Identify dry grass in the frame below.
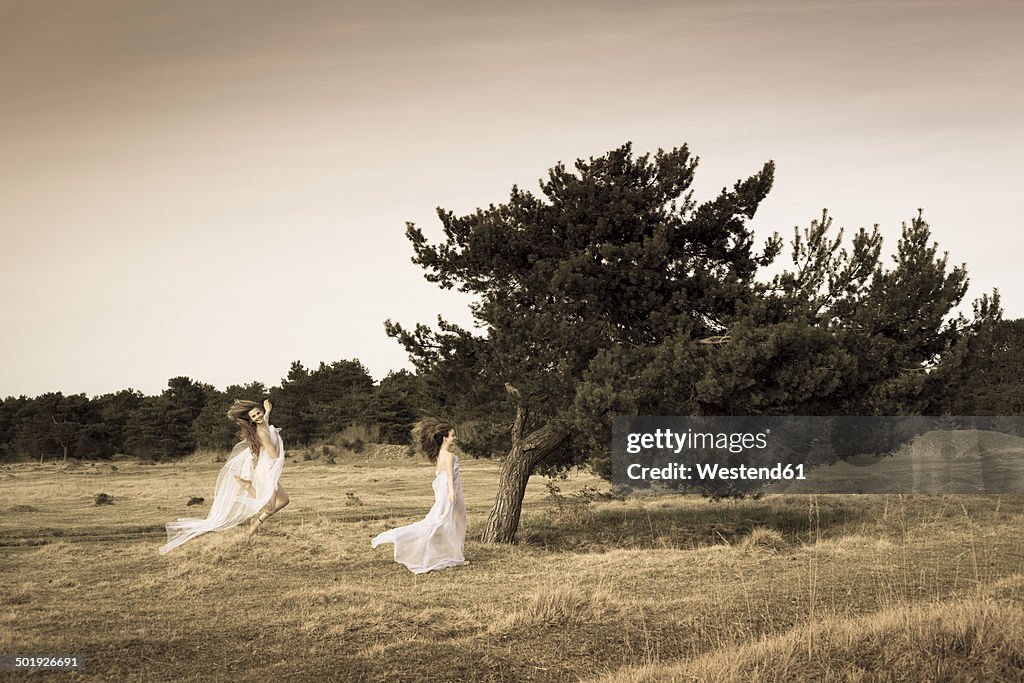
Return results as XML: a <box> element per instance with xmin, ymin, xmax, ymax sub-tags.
<box><xmin>598</xmin><ymin>595</ymin><xmax>1024</xmax><ymax>682</ymax></box>
<box><xmin>490</xmin><ymin>581</ymin><xmax>620</xmax><ymax>634</ymax></box>
<box><xmin>738</xmin><ymin>526</ymin><xmax>787</xmax><ymax>552</ymax></box>
<box><xmin>1</xmin><ymin>457</ymin><xmax>1023</xmax><ymax>681</ymax></box>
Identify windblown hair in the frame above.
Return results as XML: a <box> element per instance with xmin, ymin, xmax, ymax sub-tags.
<box><xmin>226</xmin><ymin>399</ymin><xmax>261</xmax><ymax>457</ymax></box>
<box><xmin>412</xmin><ymin>416</ymin><xmax>454</xmax><ymax>464</ymax></box>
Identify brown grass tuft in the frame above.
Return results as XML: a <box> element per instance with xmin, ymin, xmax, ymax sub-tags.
<box><xmin>740</xmin><ymin>526</ymin><xmax>786</xmax><ymax>552</ymax></box>
<box><xmin>983</xmin><ymin>573</ymin><xmax>1024</xmax><ymax>602</ymax></box>
<box><xmin>598</xmin><ymin>598</ymin><xmax>1024</xmax><ymax>682</ymax></box>
<box><xmin>490</xmin><ymin>581</ymin><xmax>618</xmax><ymax>633</ymax></box>
<box><xmin>1</xmin><ymin>586</ymin><xmax>33</xmax><ymax>606</ymax></box>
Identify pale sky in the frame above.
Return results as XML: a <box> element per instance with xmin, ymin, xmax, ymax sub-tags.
<box><xmin>1</xmin><ymin>0</ymin><xmax>1022</xmax><ymax>397</ymax></box>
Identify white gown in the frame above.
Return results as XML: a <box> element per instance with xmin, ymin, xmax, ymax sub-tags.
<box><xmin>371</xmin><ymin>456</ymin><xmax>467</xmax><ymax>573</ymax></box>
<box><xmin>159</xmin><ymin>426</ymin><xmax>285</xmax><ymax>554</ymax></box>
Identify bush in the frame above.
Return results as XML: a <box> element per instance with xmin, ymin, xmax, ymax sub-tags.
<box><xmin>341</xmin><ymin>437</ymin><xmax>365</xmax><ymax>454</ymax></box>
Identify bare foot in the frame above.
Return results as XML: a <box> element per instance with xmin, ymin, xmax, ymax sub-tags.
<box><xmin>247</xmin><ymin>516</ymin><xmax>261</xmax><ymax>539</ymax></box>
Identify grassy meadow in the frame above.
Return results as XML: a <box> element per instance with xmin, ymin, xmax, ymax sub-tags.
<box><xmin>2</xmin><ymin>449</ymin><xmax>1023</xmax><ymax>682</ymax></box>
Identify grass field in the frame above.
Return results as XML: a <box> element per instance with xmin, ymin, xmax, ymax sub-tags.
<box><xmin>2</xmin><ymin>451</ymin><xmax>1023</xmax><ymax>682</ymax></box>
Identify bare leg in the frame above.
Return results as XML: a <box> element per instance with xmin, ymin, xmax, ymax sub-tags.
<box><xmin>247</xmin><ymin>485</ymin><xmax>290</xmax><ymax>538</ymax></box>
<box><xmin>247</xmin><ymin>510</ymin><xmax>269</xmax><ymax>538</ymax></box>
<box><xmin>269</xmin><ymin>484</ymin><xmax>290</xmax><ymax>513</ymax></box>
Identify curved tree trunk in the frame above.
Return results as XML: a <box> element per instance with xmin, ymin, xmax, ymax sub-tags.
<box><xmin>481</xmin><ymin>390</ymin><xmax>573</xmax><ymax>543</ymax></box>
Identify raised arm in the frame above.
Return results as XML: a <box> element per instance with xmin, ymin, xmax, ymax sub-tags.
<box><xmin>257</xmin><ymin>399</ymin><xmax>281</xmax><ymax>459</ymax></box>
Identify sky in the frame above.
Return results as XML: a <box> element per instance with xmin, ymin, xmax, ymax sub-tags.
<box><xmin>1</xmin><ymin>0</ymin><xmax>1022</xmax><ymax>398</ymax></box>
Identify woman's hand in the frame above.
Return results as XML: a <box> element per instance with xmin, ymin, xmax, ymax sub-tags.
<box><xmin>235</xmin><ymin>475</ymin><xmax>256</xmax><ymax>497</ymax></box>
<box><xmin>263</xmin><ymin>399</ymin><xmax>273</xmax><ymax>413</ymax></box>
<box><xmin>447</xmin><ymin>491</ymin><xmax>455</xmax><ymax>504</ymax></box>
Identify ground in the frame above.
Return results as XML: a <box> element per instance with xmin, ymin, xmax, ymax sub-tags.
<box><xmin>2</xmin><ymin>452</ymin><xmax>1022</xmax><ymax>682</ymax></box>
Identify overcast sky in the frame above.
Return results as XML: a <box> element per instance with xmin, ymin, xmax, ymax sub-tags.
<box><xmin>2</xmin><ymin>0</ymin><xmax>1022</xmax><ymax>398</ymax></box>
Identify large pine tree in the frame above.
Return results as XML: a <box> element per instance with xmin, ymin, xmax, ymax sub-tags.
<box><xmin>391</xmin><ymin>142</ymin><xmax>990</xmax><ymax>542</ymax></box>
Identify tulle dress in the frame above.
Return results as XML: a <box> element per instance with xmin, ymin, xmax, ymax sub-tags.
<box><xmin>159</xmin><ymin>426</ymin><xmax>285</xmax><ymax>554</ymax></box>
<box><xmin>371</xmin><ymin>455</ymin><xmax>467</xmax><ymax>573</ymax></box>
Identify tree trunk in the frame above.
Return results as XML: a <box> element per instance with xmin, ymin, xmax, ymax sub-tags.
<box><xmin>481</xmin><ymin>395</ymin><xmax>572</xmax><ymax>543</ymax></box>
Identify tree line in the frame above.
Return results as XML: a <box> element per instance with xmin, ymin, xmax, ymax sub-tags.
<box><xmin>0</xmin><ymin>361</ymin><xmax>430</xmax><ymax>463</ymax></box>
<box><xmin>4</xmin><ymin>312</ymin><xmax>1017</xmax><ymax>466</ymax></box>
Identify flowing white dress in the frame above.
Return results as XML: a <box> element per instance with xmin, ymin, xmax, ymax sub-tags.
<box><xmin>371</xmin><ymin>456</ymin><xmax>467</xmax><ymax>573</ymax></box>
<box><xmin>159</xmin><ymin>426</ymin><xmax>285</xmax><ymax>554</ymax></box>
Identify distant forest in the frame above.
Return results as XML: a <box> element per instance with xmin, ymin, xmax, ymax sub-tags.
<box><xmin>0</xmin><ymin>360</ymin><xmax>435</xmax><ymax>462</ymax></box>
<box><xmin>1</xmin><ymin>319</ymin><xmax>1022</xmax><ymax>464</ymax></box>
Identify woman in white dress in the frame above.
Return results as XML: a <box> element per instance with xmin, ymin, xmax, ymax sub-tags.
<box><xmin>371</xmin><ymin>417</ymin><xmax>467</xmax><ymax>573</ymax></box>
<box><xmin>159</xmin><ymin>399</ymin><xmax>289</xmax><ymax>554</ymax></box>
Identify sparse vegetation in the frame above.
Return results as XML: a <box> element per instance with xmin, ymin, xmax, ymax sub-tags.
<box><xmin>2</xmin><ymin>457</ymin><xmax>1022</xmax><ymax>681</ymax></box>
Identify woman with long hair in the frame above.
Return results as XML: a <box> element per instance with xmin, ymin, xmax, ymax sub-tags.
<box><xmin>371</xmin><ymin>416</ymin><xmax>467</xmax><ymax>573</ymax></box>
<box><xmin>159</xmin><ymin>398</ymin><xmax>289</xmax><ymax>554</ymax></box>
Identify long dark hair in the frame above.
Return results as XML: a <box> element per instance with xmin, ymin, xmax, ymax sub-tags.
<box><xmin>226</xmin><ymin>399</ymin><xmax>261</xmax><ymax>456</ymax></box>
<box><xmin>412</xmin><ymin>416</ymin><xmax>454</xmax><ymax>464</ymax></box>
